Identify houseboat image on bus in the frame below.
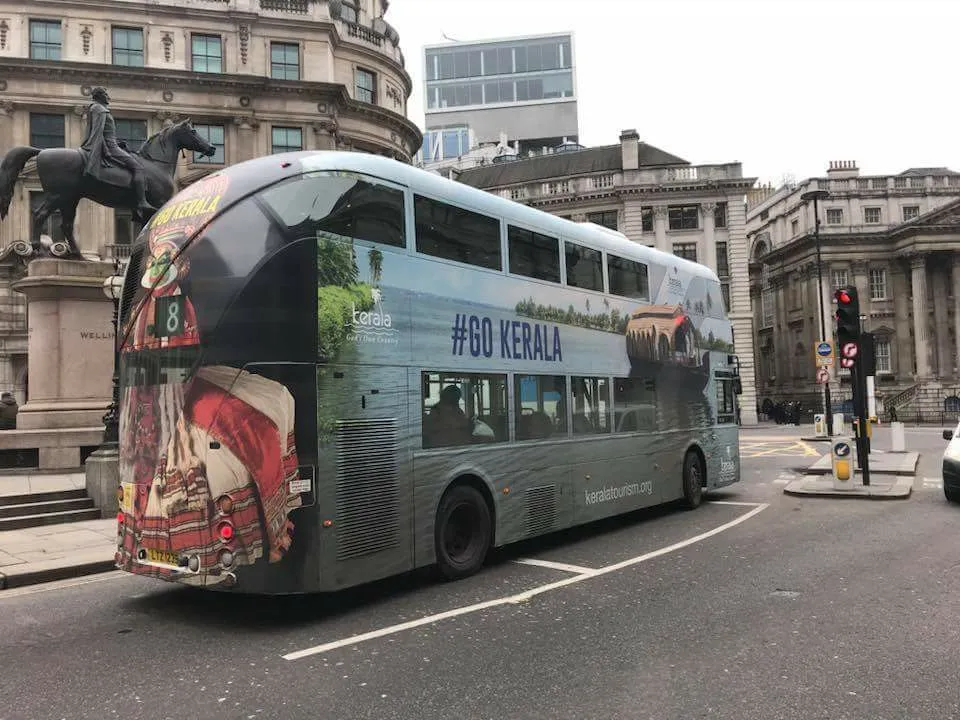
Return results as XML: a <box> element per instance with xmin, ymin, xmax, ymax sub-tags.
<box><xmin>625</xmin><ymin>304</ymin><xmax>710</xmax><ymax>389</ymax></box>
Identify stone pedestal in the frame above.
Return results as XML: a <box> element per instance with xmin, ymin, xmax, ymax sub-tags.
<box><xmin>11</xmin><ymin>258</ymin><xmax>115</xmax><ymax>469</ymax></box>
<box><xmin>85</xmin><ymin>443</ymin><xmax>120</xmax><ymax>518</ymax></box>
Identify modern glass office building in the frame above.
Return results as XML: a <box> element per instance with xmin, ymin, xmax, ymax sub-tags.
<box><xmin>420</xmin><ymin>32</ymin><xmax>579</xmax><ymax>168</ymax></box>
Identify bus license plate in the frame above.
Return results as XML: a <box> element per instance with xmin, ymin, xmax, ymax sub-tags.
<box><xmin>144</xmin><ymin>548</ymin><xmax>180</xmax><ymax>567</ymax></box>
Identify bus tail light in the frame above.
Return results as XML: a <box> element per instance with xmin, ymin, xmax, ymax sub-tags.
<box><xmin>116</xmin><ymin>511</ymin><xmax>125</xmax><ymax>524</ymax></box>
<box><xmin>217</xmin><ymin>521</ymin><xmax>235</xmax><ymax>543</ymax></box>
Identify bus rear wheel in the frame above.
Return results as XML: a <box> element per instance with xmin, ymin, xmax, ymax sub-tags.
<box><xmin>435</xmin><ymin>484</ymin><xmax>492</xmax><ymax>581</ymax></box>
<box><xmin>681</xmin><ymin>450</ymin><xmax>704</xmax><ymax>510</ymax></box>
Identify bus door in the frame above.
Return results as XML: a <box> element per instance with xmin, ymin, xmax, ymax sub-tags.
<box><xmin>316</xmin><ymin>363</ymin><xmax>412</xmax><ymax>589</ymax></box>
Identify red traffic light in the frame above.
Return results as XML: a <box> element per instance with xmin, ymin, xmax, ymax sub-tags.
<box><xmin>836</xmin><ymin>290</ymin><xmax>852</xmax><ymax>305</ymax></box>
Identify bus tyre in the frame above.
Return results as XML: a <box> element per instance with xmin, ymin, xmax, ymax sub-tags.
<box><xmin>435</xmin><ymin>484</ymin><xmax>492</xmax><ymax>581</ymax></box>
<box><xmin>681</xmin><ymin>451</ymin><xmax>704</xmax><ymax>510</ymax></box>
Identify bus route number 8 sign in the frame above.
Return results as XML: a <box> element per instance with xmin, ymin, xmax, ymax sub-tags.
<box><xmin>154</xmin><ymin>295</ymin><xmax>186</xmax><ymax>338</ymax></box>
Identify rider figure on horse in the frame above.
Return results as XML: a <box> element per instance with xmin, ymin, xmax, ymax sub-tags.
<box><xmin>80</xmin><ymin>86</ymin><xmax>154</xmax><ymax>220</ymax></box>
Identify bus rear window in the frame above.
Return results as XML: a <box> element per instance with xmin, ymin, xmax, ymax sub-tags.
<box><xmin>258</xmin><ymin>172</ymin><xmax>406</xmax><ymax>248</ymax></box>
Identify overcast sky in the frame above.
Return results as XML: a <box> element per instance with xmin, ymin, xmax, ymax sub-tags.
<box><xmin>385</xmin><ymin>0</ymin><xmax>960</xmax><ymax>185</ymax></box>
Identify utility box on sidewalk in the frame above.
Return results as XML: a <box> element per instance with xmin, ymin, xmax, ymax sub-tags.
<box><xmin>891</xmin><ymin>421</ymin><xmax>906</xmax><ymax>452</ymax></box>
<box><xmin>833</xmin><ymin>413</ymin><xmax>845</xmax><ymax>436</ymax></box>
<box><xmin>831</xmin><ymin>437</ymin><xmax>857</xmax><ymax>490</ymax></box>
<box><xmin>814</xmin><ymin>414</ymin><xmax>827</xmax><ymax>437</ymax></box>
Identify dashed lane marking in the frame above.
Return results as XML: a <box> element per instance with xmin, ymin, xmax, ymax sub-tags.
<box><xmin>513</xmin><ymin>558</ymin><xmax>598</xmax><ymax>575</ymax></box>
<box><xmin>282</xmin><ymin>502</ymin><xmax>769</xmax><ymax>661</ymax></box>
<box><xmin>922</xmin><ymin>477</ymin><xmax>943</xmax><ymax>489</ymax></box>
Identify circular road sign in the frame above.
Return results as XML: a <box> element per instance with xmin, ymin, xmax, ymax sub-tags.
<box><xmin>834</xmin><ymin>442</ymin><xmax>851</xmax><ymax>457</ymax></box>
<box><xmin>842</xmin><ymin>342</ymin><xmax>859</xmax><ymax>359</ymax></box>
<box><xmin>817</xmin><ymin>342</ymin><xmax>832</xmax><ymax>357</ymax></box>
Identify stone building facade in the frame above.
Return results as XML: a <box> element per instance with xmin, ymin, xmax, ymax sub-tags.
<box><xmin>746</xmin><ymin>161</ymin><xmax>960</xmax><ymax>419</ymax></box>
<box><xmin>0</xmin><ymin>0</ymin><xmax>421</xmax><ymax>403</ymax></box>
<box><xmin>453</xmin><ymin>129</ymin><xmax>760</xmax><ymax>425</ymax></box>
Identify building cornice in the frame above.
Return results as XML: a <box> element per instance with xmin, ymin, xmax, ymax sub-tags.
<box><xmin>0</xmin><ymin>57</ymin><xmax>421</xmax><ymax>150</ymax></box>
<box><xmin>13</xmin><ymin>0</ymin><xmax>414</xmax><ymax>97</ymax></box>
<box><xmin>481</xmin><ymin>177</ymin><xmax>756</xmax><ymax>204</ymax></box>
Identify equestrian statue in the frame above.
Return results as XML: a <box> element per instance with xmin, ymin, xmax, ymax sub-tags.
<box><xmin>0</xmin><ymin>86</ymin><xmax>217</xmax><ymax>259</ymax></box>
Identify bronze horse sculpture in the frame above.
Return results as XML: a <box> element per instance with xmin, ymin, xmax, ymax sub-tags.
<box><xmin>0</xmin><ymin>119</ymin><xmax>216</xmax><ymax>259</ymax></box>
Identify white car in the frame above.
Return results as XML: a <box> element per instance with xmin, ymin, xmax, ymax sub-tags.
<box><xmin>941</xmin><ymin>423</ymin><xmax>960</xmax><ymax>503</ymax></box>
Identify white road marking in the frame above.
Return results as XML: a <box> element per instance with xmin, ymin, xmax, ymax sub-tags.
<box><xmin>708</xmin><ymin>500</ymin><xmax>765</xmax><ymax>506</ymax></box>
<box><xmin>0</xmin><ymin>570</ymin><xmax>123</xmax><ymax>599</ymax></box>
<box><xmin>922</xmin><ymin>477</ymin><xmax>943</xmax><ymax>489</ymax></box>
<box><xmin>513</xmin><ymin>558</ymin><xmax>597</xmax><ymax>575</ymax></box>
<box><xmin>282</xmin><ymin>502</ymin><xmax>768</xmax><ymax>661</ymax></box>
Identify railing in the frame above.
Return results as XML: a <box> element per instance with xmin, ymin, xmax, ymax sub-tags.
<box><xmin>888</xmin><ymin>383</ymin><xmax>920</xmax><ymax>410</ymax></box>
<box><xmin>103</xmin><ymin>244</ymin><xmax>132</xmax><ymax>272</ymax></box>
<box><xmin>259</xmin><ymin>0</ymin><xmax>309</xmax><ymax>12</ymax></box>
<box><xmin>346</xmin><ymin>22</ymin><xmax>383</xmax><ymax>47</ymax></box>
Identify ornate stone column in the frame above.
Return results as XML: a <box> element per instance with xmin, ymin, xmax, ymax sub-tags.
<box><xmin>910</xmin><ymin>254</ymin><xmax>931</xmax><ymax>377</ymax></box>
<box><xmin>932</xmin><ymin>260</ymin><xmax>951</xmax><ymax>377</ymax></box>
<box><xmin>952</xmin><ymin>255</ymin><xmax>960</xmax><ymax>378</ymax></box>
<box><xmin>850</xmin><ymin>259</ymin><xmax>870</xmax><ymax>317</ymax></box>
<box><xmin>311</xmin><ymin>119</ymin><xmax>338</xmax><ymax>151</ymax></box>
<box><xmin>653</xmin><ymin>206</ymin><xmax>668</xmax><ymax>253</ymax></box>
<box><xmin>892</xmin><ymin>261</ymin><xmax>912</xmax><ymax>378</ymax></box>
<box><xmin>771</xmin><ymin>274</ymin><xmax>788</xmax><ymax>381</ymax></box>
<box><xmin>0</xmin><ymin>102</ymin><xmax>16</xmax><ymax>249</ymax></box>
<box><xmin>701</xmin><ymin>201</ymin><xmax>717</xmax><ymax>272</ymax></box>
<box><xmin>0</xmin><ymin>100</ymin><xmax>15</xmax><ymax>150</ymax></box>
<box><xmin>154</xmin><ymin>110</ymin><xmax>178</xmax><ymax>128</ymax></box>
<box><xmin>232</xmin><ymin>116</ymin><xmax>260</xmax><ymax>163</ymax></box>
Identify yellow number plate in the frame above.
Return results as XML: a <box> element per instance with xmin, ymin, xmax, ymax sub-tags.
<box><xmin>145</xmin><ymin>548</ymin><xmax>180</xmax><ymax>567</ymax></box>
<box><xmin>120</xmin><ymin>483</ymin><xmax>133</xmax><ymax>514</ymax></box>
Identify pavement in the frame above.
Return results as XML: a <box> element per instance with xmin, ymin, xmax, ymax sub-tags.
<box><xmin>0</xmin><ymin>472</ymin><xmax>116</xmax><ymax>590</ymax></box>
<box><xmin>0</xmin><ymin>421</ymin><xmax>933</xmax><ymax>592</ymax></box>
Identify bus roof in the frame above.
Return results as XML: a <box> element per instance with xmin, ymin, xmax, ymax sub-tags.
<box><xmin>213</xmin><ymin>150</ymin><xmax>723</xmax><ymax>286</ymax></box>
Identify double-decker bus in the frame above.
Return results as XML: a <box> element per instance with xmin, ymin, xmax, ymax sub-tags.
<box><xmin>115</xmin><ymin>150</ymin><xmax>743</xmax><ymax>594</ymax></box>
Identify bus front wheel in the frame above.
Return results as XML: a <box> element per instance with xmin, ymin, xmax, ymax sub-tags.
<box><xmin>681</xmin><ymin>450</ymin><xmax>704</xmax><ymax>510</ymax></box>
<box><xmin>435</xmin><ymin>484</ymin><xmax>492</xmax><ymax>581</ymax></box>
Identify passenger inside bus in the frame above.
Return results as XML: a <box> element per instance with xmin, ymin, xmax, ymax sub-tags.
<box><xmin>423</xmin><ymin>384</ymin><xmax>473</xmax><ymax>448</ymax></box>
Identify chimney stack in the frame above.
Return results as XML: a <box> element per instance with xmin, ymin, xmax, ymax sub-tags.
<box><xmin>826</xmin><ymin>160</ymin><xmax>860</xmax><ymax>179</ymax></box>
<box><xmin>620</xmin><ymin>129</ymin><xmax>639</xmax><ymax>171</ymax></box>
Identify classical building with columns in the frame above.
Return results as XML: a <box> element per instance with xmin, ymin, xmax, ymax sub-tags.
<box><xmin>746</xmin><ymin>161</ymin><xmax>960</xmax><ymax>419</ymax></box>
<box><xmin>452</xmin><ymin>129</ymin><xmax>761</xmax><ymax>425</ymax></box>
<box><xmin>0</xmin><ymin>0</ymin><xmax>421</xmax><ymax>404</ymax></box>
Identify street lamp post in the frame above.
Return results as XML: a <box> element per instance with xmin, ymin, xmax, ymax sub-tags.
<box><xmin>85</xmin><ymin>262</ymin><xmax>125</xmax><ymax>519</ymax></box>
<box><xmin>101</xmin><ymin>267</ymin><xmax>124</xmax><ymax>446</ymax></box>
<box><xmin>801</xmin><ymin>188</ymin><xmax>833</xmax><ymax>436</ymax></box>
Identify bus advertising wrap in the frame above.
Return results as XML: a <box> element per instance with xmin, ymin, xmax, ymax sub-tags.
<box><xmin>114</xmin><ymin>152</ymin><xmax>741</xmax><ymax>594</ymax></box>
<box><xmin>117</xmin><ymin>172</ymin><xmax>304</xmax><ymax>587</ymax></box>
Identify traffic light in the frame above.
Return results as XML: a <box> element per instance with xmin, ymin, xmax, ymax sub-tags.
<box><xmin>834</xmin><ymin>286</ymin><xmax>861</xmax><ymax>368</ymax></box>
